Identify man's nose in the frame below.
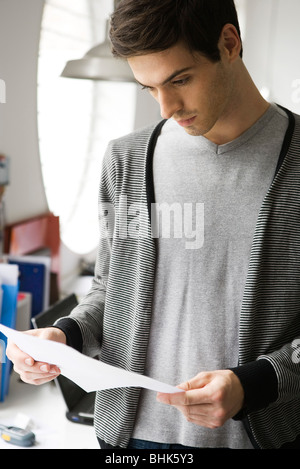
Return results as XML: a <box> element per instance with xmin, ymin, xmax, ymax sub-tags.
<box><xmin>158</xmin><ymin>89</ymin><xmax>182</xmax><ymax>120</ymax></box>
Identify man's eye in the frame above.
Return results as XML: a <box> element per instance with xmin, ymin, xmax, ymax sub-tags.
<box><xmin>141</xmin><ymin>85</ymin><xmax>154</xmax><ymax>92</ymax></box>
<box><xmin>172</xmin><ymin>78</ymin><xmax>190</xmax><ymax>86</ymax></box>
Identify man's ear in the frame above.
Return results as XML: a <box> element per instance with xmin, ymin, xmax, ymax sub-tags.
<box><xmin>219</xmin><ymin>24</ymin><xmax>242</xmax><ymax>62</ymax></box>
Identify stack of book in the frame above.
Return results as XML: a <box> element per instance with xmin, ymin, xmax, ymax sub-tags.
<box><xmin>0</xmin><ymin>263</ymin><xmax>19</xmax><ymax>402</ymax></box>
<box><xmin>0</xmin><ymin>256</ymin><xmax>50</xmax><ymax>401</ymax></box>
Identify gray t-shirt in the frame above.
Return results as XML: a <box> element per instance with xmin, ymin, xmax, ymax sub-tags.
<box><xmin>132</xmin><ymin>104</ymin><xmax>289</xmax><ymax>449</ymax></box>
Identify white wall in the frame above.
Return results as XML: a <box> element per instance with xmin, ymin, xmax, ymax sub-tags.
<box><xmin>243</xmin><ymin>0</ymin><xmax>300</xmax><ymax>114</ymax></box>
<box><xmin>0</xmin><ymin>0</ymin><xmax>48</xmax><ymax>224</ymax></box>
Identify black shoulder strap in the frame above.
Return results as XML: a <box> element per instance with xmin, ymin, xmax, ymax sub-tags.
<box><xmin>274</xmin><ymin>105</ymin><xmax>296</xmax><ymax>177</ymax></box>
<box><xmin>146</xmin><ymin>120</ymin><xmax>167</xmax><ymax>221</ymax></box>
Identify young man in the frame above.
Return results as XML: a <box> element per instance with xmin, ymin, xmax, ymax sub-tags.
<box><xmin>7</xmin><ymin>0</ymin><xmax>300</xmax><ymax>449</ymax></box>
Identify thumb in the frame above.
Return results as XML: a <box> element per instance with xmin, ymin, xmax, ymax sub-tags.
<box><xmin>178</xmin><ymin>372</ymin><xmax>212</xmax><ymax>391</ymax></box>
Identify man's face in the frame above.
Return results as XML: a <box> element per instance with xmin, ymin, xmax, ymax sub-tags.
<box><xmin>128</xmin><ymin>42</ymin><xmax>235</xmax><ymax>139</ymax></box>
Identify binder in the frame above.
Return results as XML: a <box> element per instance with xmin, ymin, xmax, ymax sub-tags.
<box><xmin>8</xmin><ymin>255</ymin><xmax>50</xmax><ymax>317</ymax></box>
<box><xmin>0</xmin><ymin>264</ymin><xmax>19</xmax><ymax>401</ymax></box>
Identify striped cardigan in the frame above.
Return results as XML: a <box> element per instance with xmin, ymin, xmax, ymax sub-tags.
<box><xmin>57</xmin><ymin>106</ymin><xmax>300</xmax><ymax>449</ymax></box>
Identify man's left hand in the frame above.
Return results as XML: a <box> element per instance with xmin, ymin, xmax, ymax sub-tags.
<box><xmin>156</xmin><ymin>370</ymin><xmax>244</xmax><ymax>429</ymax></box>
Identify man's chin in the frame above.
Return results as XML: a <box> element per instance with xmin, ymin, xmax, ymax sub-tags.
<box><xmin>183</xmin><ymin>126</ymin><xmax>204</xmax><ymax>137</ymax></box>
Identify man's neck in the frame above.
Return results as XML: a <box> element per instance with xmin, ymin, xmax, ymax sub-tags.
<box><xmin>204</xmin><ymin>64</ymin><xmax>270</xmax><ymax>146</ymax></box>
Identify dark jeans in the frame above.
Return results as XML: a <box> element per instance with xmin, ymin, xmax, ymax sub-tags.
<box><xmin>98</xmin><ymin>437</ymin><xmax>223</xmax><ymax>450</ymax></box>
<box><xmin>127</xmin><ymin>439</ymin><xmax>203</xmax><ymax>450</ymax></box>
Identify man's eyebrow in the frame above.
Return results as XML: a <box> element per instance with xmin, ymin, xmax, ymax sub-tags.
<box><xmin>136</xmin><ymin>67</ymin><xmax>193</xmax><ymax>88</ymax></box>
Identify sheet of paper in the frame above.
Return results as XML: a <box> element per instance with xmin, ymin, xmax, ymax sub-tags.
<box><xmin>0</xmin><ymin>325</ymin><xmax>182</xmax><ymax>394</ymax></box>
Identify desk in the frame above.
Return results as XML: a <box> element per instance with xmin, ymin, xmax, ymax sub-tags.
<box><xmin>0</xmin><ymin>372</ymin><xmax>99</xmax><ymax>449</ymax></box>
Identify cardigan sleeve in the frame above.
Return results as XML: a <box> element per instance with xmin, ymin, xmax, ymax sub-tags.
<box><xmin>231</xmin><ymin>334</ymin><xmax>300</xmax><ymax>420</ymax></box>
<box><xmin>257</xmin><ymin>340</ymin><xmax>300</xmax><ymax>405</ymax></box>
<box><xmin>230</xmin><ymin>358</ymin><xmax>278</xmax><ymax>419</ymax></box>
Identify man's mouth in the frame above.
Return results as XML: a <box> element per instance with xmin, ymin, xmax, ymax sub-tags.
<box><xmin>176</xmin><ymin>116</ymin><xmax>197</xmax><ymax>127</ymax></box>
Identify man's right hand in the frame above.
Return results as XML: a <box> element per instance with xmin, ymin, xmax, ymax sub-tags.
<box><xmin>6</xmin><ymin>327</ymin><xmax>66</xmax><ymax>385</ymax></box>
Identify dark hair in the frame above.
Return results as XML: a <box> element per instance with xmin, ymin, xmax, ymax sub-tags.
<box><xmin>110</xmin><ymin>0</ymin><xmax>243</xmax><ymax>62</ymax></box>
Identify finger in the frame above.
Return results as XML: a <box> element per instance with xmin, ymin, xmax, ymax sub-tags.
<box><xmin>18</xmin><ymin>371</ymin><xmax>60</xmax><ymax>386</ymax></box>
<box><xmin>156</xmin><ymin>373</ymin><xmax>211</xmax><ymax>405</ymax></box>
<box><xmin>6</xmin><ymin>340</ymin><xmax>32</xmax><ymax>365</ymax></box>
<box><xmin>13</xmin><ymin>357</ymin><xmax>59</xmax><ymax>372</ymax></box>
<box><xmin>157</xmin><ymin>387</ymin><xmax>210</xmax><ymax>407</ymax></box>
<box><xmin>35</xmin><ymin>362</ymin><xmax>61</xmax><ymax>374</ymax></box>
<box><xmin>176</xmin><ymin>402</ymin><xmax>228</xmax><ymax>429</ymax></box>
<box><xmin>12</xmin><ymin>353</ymin><xmax>61</xmax><ymax>379</ymax></box>
<box><xmin>14</xmin><ymin>363</ymin><xmax>60</xmax><ymax>376</ymax></box>
<box><xmin>29</xmin><ymin>376</ymin><xmax>60</xmax><ymax>386</ymax></box>
<box><xmin>174</xmin><ymin>403</ymin><xmax>207</xmax><ymax>420</ymax></box>
<box><xmin>14</xmin><ymin>363</ymin><xmax>61</xmax><ymax>385</ymax></box>
<box><xmin>177</xmin><ymin>409</ymin><xmax>220</xmax><ymax>429</ymax></box>
<box><xmin>156</xmin><ymin>390</ymin><xmax>195</xmax><ymax>406</ymax></box>
<box><xmin>7</xmin><ymin>340</ymin><xmax>60</xmax><ymax>373</ymax></box>
<box><xmin>179</xmin><ymin>372</ymin><xmax>212</xmax><ymax>391</ymax></box>
<box><xmin>175</xmin><ymin>402</ymin><xmax>213</xmax><ymax>417</ymax></box>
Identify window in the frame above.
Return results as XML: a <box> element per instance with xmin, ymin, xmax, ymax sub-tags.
<box><xmin>38</xmin><ymin>0</ymin><xmax>136</xmax><ymax>254</ymax></box>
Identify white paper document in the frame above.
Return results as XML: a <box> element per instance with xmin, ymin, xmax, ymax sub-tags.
<box><xmin>0</xmin><ymin>325</ymin><xmax>182</xmax><ymax>394</ymax></box>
